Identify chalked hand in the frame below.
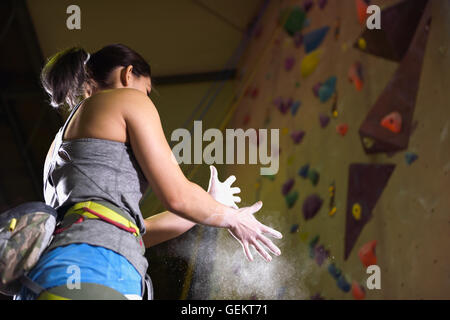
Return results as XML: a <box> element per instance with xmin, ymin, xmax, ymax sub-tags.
<box><xmin>207</xmin><ymin>165</ymin><xmax>241</xmax><ymax>209</ymax></box>
<box><xmin>227</xmin><ymin>201</ymin><xmax>283</xmax><ymax>262</ymax></box>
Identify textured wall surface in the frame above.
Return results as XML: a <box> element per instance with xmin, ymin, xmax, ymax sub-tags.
<box><xmin>201</xmin><ymin>0</ymin><xmax>450</xmax><ymax>300</ymax></box>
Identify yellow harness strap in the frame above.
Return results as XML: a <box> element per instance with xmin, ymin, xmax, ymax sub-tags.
<box><xmin>65</xmin><ymin>201</ymin><xmax>140</xmax><ymax>237</ymax></box>
<box><xmin>37</xmin><ymin>291</ymin><xmax>70</xmax><ymax>300</ymax></box>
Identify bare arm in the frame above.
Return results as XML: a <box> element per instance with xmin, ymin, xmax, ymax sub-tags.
<box><xmin>122</xmin><ymin>89</ymin><xmax>282</xmax><ymax>261</ymax></box>
<box><xmin>143</xmin><ymin>210</ymin><xmax>195</xmax><ymax>248</ymax></box>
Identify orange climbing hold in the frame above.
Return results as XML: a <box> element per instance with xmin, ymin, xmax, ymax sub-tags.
<box><xmin>352</xmin><ymin>282</ymin><xmax>366</xmax><ymax>300</ymax></box>
<box><xmin>358</xmin><ymin>240</ymin><xmax>377</xmax><ymax>268</ymax></box>
<box><xmin>381</xmin><ymin>111</ymin><xmax>402</xmax><ymax>133</ymax></box>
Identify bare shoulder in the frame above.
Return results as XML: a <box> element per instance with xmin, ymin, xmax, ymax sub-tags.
<box><xmin>89</xmin><ymin>88</ymin><xmax>158</xmax><ymax>119</ymax></box>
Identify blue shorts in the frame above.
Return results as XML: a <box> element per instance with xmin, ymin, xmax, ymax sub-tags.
<box><xmin>17</xmin><ymin>243</ymin><xmax>142</xmax><ymax>300</ymax></box>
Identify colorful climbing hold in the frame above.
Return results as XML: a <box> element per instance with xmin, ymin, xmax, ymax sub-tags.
<box><xmin>358</xmin><ymin>37</ymin><xmax>367</xmax><ymax>50</ymax></box>
<box><xmin>285</xmin><ymin>56</ymin><xmax>296</xmax><ymax>71</ymax></box>
<box><xmin>337</xmin><ymin>275</ymin><xmax>351</xmax><ymax>293</ymax></box>
<box><xmin>362</xmin><ymin>136</ymin><xmax>375</xmax><ymax>149</ymax></box>
<box><xmin>308</xmin><ymin>169</ymin><xmax>320</xmax><ymax>186</ymax></box>
<box><xmin>303</xmin><ymin>0</ymin><xmax>314</xmax><ymax>12</ymax></box>
<box><xmin>328</xmin><ymin>263</ymin><xmax>342</xmax><ymax>280</ymax></box>
<box><xmin>336</xmin><ymin>123</ymin><xmax>349</xmax><ymax>136</ymax></box>
<box><xmin>314</xmin><ymin>245</ymin><xmax>330</xmax><ymax>266</ymax></box>
<box><xmin>291</xmin><ymin>100</ymin><xmax>301</xmax><ymax>116</ymax></box>
<box><xmin>348</xmin><ymin>62</ymin><xmax>364</xmax><ymax>91</ymax></box>
<box><xmin>405</xmin><ymin>152</ymin><xmax>419</xmax><ymax>165</ymax></box>
<box><xmin>352</xmin><ymin>282</ymin><xmax>366</xmax><ymax>300</ymax></box>
<box><xmin>318</xmin><ymin>76</ymin><xmax>337</xmax><ymax>103</ymax></box>
<box><xmin>381</xmin><ymin>111</ymin><xmax>402</xmax><ymax>134</ymax></box>
<box><xmin>298</xmin><ymin>164</ymin><xmax>310</xmax><ymax>178</ymax></box>
<box><xmin>303</xmin><ymin>194</ymin><xmax>323</xmax><ymax>220</ymax></box>
<box><xmin>352</xmin><ymin>203</ymin><xmax>362</xmax><ymax>220</ymax></box>
<box><xmin>355</xmin><ymin>0</ymin><xmax>369</xmax><ymax>26</ymax></box>
<box><xmin>291</xmin><ymin>130</ymin><xmax>306</xmax><ymax>144</ymax></box>
<box><xmin>318</xmin><ymin>0</ymin><xmax>328</xmax><ymax>10</ymax></box>
<box><xmin>358</xmin><ymin>240</ymin><xmax>377</xmax><ymax>268</ymax></box>
<box><xmin>282</xmin><ymin>178</ymin><xmax>295</xmax><ymax>196</ymax></box>
<box><xmin>290</xmin><ymin>224</ymin><xmax>300</xmax><ymax>233</ymax></box>
<box><xmin>303</xmin><ymin>26</ymin><xmax>330</xmax><ymax>54</ymax></box>
<box><xmin>283</xmin><ymin>6</ymin><xmax>307</xmax><ymax>36</ymax></box>
<box><xmin>312</xmin><ymin>82</ymin><xmax>322</xmax><ymax>97</ymax></box>
<box><xmin>319</xmin><ymin>113</ymin><xmax>330</xmax><ymax>128</ymax></box>
<box><xmin>301</xmin><ymin>50</ymin><xmax>321</xmax><ymax>78</ymax></box>
<box><xmin>286</xmin><ymin>191</ymin><xmax>299</xmax><ymax>209</ymax></box>
<box><xmin>329</xmin><ymin>207</ymin><xmax>337</xmax><ymax>217</ymax></box>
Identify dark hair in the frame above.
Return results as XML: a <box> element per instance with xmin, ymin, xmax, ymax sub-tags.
<box><xmin>41</xmin><ymin>43</ymin><xmax>151</xmax><ymax>110</ymax></box>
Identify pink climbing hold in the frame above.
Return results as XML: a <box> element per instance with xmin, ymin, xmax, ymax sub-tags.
<box><xmin>358</xmin><ymin>240</ymin><xmax>377</xmax><ymax>268</ymax></box>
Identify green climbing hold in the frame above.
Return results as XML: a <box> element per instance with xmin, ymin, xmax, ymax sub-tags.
<box><xmin>283</xmin><ymin>7</ymin><xmax>307</xmax><ymax>36</ymax></box>
<box><xmin>308</xmin><ymin>169</ymin><xmax>320</xmax><ymax>186</ymax></box>
<box><xmin>285</xmin><ymin>191</ymin><xmax>299</xmax><ymax>209</ymax></box>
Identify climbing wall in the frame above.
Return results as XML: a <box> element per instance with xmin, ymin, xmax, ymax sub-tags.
<box><xmin>205</xmin><ymin>0</ymin><xmax>450</xmax><ymax>300</ymax></box>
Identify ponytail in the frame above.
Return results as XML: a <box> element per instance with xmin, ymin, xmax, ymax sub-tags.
<box><xmin>41</xmin><ymin>44</ymin><xmax>151</xmax><ymax>111</ymax></box>
<box><xmin>41</xmin><ymin>47</ymin><xmax>89</xmax><ymax>110</ymax></box>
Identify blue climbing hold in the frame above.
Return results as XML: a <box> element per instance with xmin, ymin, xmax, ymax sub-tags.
<box><xmin>318</xmin><ymin>76</ymin><xmax>337</xmax><ymax>103</ymax></box>
<box><xmin>337</xmin><ymin>275</ymin><xmax>351</xmax><ymax>293</ymax></box>
<box><xmin>304</xmin><ymin>26</ymin><xmax>330</xmax><ymax>54</ymax></box>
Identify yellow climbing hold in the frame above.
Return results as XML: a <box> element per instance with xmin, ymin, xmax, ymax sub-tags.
<box><xmin>363</xmin><ymin>136</ymin><xmax>375</xmax><ymax>149</ymax></box>
<box><xmin>358</xmin><ymin>38</ymin><xmax>367</xmax><ymax>50</ymax></box>
<box><xmin>329</xmin><ymin>207</ymin><xmax>337</xmax><ymax>217</ymax></box>
<box><xmin>301</xmin><ymin>50</ymin><xmax>321</xmax><ymax>78</ymax></box>
<box><xmin>352</xmin><ymin>203</ymin><xmax>362</xmax><ymax>220</ymax></box>
<box><xmin>281</xmin><ymin>127</ymin><xmax>290</xmax><ymax>135</ymax></box>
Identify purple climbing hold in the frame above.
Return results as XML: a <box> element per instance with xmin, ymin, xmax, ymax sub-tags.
<box><xmin>314</xmin><ymin>245</ymin><xmax>330</xmax><ymax>266</ymax></box>
<box><xmin>282</xmin><ymin>178</ymin><xmax>295</xmax><ymax>196</ymax></box>
<box><xmin>303</xmin><ymin>194</ymin><xmax>323</xmax><ymax>220</ymax></box>
<box><xmin>285</xmin><ymin>56</ymin><xmax>296</xmax><ymax>71</ymax></box>
<box><xmin>318</xmin><ymin>0</ymin><xmax>328</xmax><ymax>10</ymax></box>
<box><xmin>313</xmin><ymin>82</ymin><xmax>322</xmax><ymax>97</ymax></box>
<box><xmin>319</xmin><ymin>113</ymin><xmax>330</xmax><ymax>128</ymax></box>
<box><xmin>303</xmin><ymin>0</ymin><xmax>314</xmax><ymax>12</ymax></box>
<box><xmin>273</xmin><ymin>96</ymin><xmax>283</xmax><ymax>108</ymax></box>
<box><xmin>291</xmin><ymin>130</ymin><xmax>306</xmax><ymax>144</ymax></box>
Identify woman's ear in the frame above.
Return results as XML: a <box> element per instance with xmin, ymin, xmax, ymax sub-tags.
<box><xmin>120</xmin><ymin>65</ymin><xmax>134</xmax><ymax>87</ymax></box>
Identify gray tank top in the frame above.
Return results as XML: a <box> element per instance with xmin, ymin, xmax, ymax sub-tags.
<box><xmin>43</xmin><ymin>99</ymin><xmax>149</xmax><ymax>278</ymax></box>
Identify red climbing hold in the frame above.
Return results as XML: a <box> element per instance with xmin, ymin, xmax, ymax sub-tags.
<box><xmin>355</xmin><ymin>0</ymin><xmax>369</xmax><ymax>26</ymax></box>
<box><xmin>381</xmin><ymin>111</ymin><xmax>402</xmax><ymax>134</ymax></box>
<box><xmin>336</xmin><ymin>123</ymin><xmax>349</xmax><ymax>136</ymax></box>
<box><xmin>352</xmin><ymin>282</ymin><xmax>366</xmax><ymax>300</ymax></box>
<box><xmin>358</xmin><ymin>240</ymin><xmax>377</xmax><ymax>268</ymax></box>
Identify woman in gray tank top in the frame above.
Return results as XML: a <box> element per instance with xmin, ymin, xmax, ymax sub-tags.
<box><xmin>18</xmin><ymin>44</ymin><xmax>283</xmax><ymax>300</ymax></box>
